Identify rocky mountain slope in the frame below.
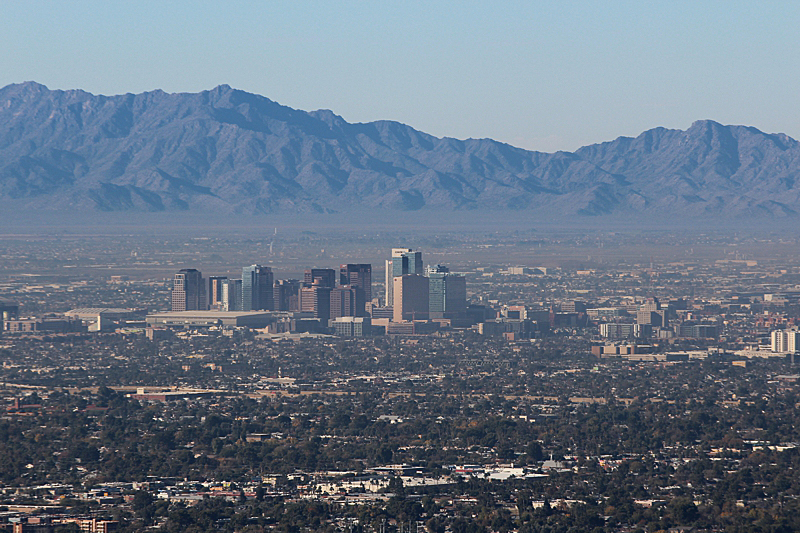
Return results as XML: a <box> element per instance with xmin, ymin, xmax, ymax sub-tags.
<box><xmin>1</xmin><ymin>81</ymin><xmax>799</xmax><ymax>217</ymax></box>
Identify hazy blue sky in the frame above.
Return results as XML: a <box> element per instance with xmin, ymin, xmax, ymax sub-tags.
<box><xmin>3</xmin><ymin>1</ymin><xmax>799</xmax><ymax>152</ymax></box>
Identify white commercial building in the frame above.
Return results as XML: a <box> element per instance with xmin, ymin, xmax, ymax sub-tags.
<box><xmin>771</xmin><ymin>329</ymin><xmax>800</xmax><ymax>353</ymax></box>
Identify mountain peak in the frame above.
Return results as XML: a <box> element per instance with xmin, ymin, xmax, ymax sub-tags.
<box><xmin>0</xmin><ymin>81</ymin><xmax>50</xmax><ymax>97</ymax></box>
<box><xmin>16</xmin><ymin>80</ymin><xmax>49</xmax><ymax>90</ymax></box>
<box><xmin>210</xmin><ymin>83</ymin><xmax>233</xmax><ymax>93</ymax></box>
<box><xmin>309</xmin><ymin>109</ymin><xmax>346</xmax><ymax>127</ymax></box>
<box><xmin>689</xmin><ymin>119</ymin><xmax>724</xmax><ymax>129</ymax></box>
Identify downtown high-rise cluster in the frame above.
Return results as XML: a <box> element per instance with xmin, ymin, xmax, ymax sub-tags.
<box><xmin>170</xmin><ymin>248</ymin><xmax>466</xmax><ymax>335</ymax></box>
<box><xmin>385</xmin><ymin>248</ymin><xmax>466</xmax><ymax>323</ymax></box>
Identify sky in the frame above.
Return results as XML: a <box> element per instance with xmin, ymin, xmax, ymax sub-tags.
<box><xmin>3</xmin><ymin>1</ymin><xmax>799</xmax><ymax>152</ymax></box>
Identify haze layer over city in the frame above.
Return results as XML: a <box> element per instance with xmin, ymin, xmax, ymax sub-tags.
<box><xmin>4</xmin><ymin>2</ymin><xmax>800</xmax><ymax>533</ymax></box>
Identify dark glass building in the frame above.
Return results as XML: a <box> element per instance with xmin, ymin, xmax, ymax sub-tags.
<box><xmin>172</xmin><ymin>269</ymin><xmax>205</xmax><ymax>312</ymax></box>
<box><xmin>242</xmin><ymin>265</ymin><xmax>273</xmax><ymax>311</ymax></box>
<box><xmin>340</xmin><ymin>264</ymin><xmax>371</xmax><ymax>316</ymax></box>
<box><xmin>427</xmin><ymin>265</ymin><xmax>467</xmax><ymax>319</ymax></box>
<box><xmin>304</xmin><ymin>268</ymin><xmax>336</xmax><ymax>288</ymax></box>
<box><xmin>273</xmin><ymin>279</ymin><xmax>301</xmax><ymax>311</ymax></box>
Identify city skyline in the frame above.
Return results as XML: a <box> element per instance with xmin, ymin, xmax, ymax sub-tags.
<box><xmin>166</xmin><ymin>248</ymin><xmax>470</xmax><ymax>335</ymax></box>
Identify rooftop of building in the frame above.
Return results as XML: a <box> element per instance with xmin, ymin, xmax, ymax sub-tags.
<box><xmin>146</xmin><ymin>311</ymin><xmax>279</xmax><ymax>318</ymax></box>
<box><xmin>66</xmin><ymin>308</ymin><xmax>144</xmax><ymax>315</ymax></box>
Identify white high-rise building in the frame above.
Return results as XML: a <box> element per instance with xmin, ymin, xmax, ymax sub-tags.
<box><xmin>771</xmin><ymin>329</ymin><xmax>800</xmax><ymax>353</ymax></box>
<box><xmin>384</xmin><ymin>259</ymin><xmax>393</xmax><ymax>308</ymax></box>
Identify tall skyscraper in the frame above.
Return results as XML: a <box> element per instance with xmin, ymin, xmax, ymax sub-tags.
<box><xmin>172</xmin><ymin>269</ymin><xmax>205</xmax><ymax>311</ymax></box>
<box><xmin>304</xmin><ymin>268</ymin><xmax>336</xmax><ymax>288</ymax></box>
<box><xmin>208</xmin><ymin>276</ymin><xmax>228</xmax><ymax>310</ymax></box>
<box><xmin>330</xmin><ymin>285</ymin><xmax>358</xmax><ymax>319</ymax></box>
<box><xmin>301</xmin><ymin>282</ymin><xmax>331</xmax><ymax>323</ymax></box>
<box><xmin>427</xmin><ymin>265</ymin><xmax>467</xmax><ymax>319</ymax></box>
<box><xmin>384</xmin><ymin>260</ymin><xmax>392</xmax><ymax>307</ymax></box>
<box><xmin>385</xmin><ymin>248</ymin><xmax>423</xmax><ymax>306</ymax></box>
<box><xmin>340</xmin><ymin>264</ymin><xmax>372</xmax><ymax>300</ymax></box>
<box><xmin>221</xmin><ymin>279</ymin><xmax>243</xmax><ymax>311</ymax></box>
<box><xmin>273</xmin><ymin>279</ymin><xmax>301</xmax><ymax>311</ymax></box>
<box><xmin>242</xmin><ymin>265</ymin><xmax>273</xmax><ymax>311</ymax></box>
<box><xmin>393</xmin><ymin>274</ymin><xmax>429</xmax><ymax>322</ymax></box>
<box><xmin>340</xmin><ymin>264</ymin><xmax>371</xmax><ymax>316</ymax></box>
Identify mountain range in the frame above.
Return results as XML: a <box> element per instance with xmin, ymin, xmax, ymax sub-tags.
<box><xmin>2</xmin><ymin>81</ymin><xmax>799</xmax><ymax>218</ymax></box>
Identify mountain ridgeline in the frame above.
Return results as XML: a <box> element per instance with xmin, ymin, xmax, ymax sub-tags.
<box><xmin>2</xmin><ymin>81</ymin><xmax>799</xmax><ymax>217</ymax></box>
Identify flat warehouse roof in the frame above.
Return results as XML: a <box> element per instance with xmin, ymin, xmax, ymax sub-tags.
<box><xmin>146</xmin><ymin>311</ymin><xmax>280</xmax><ymax>328</ymax></box>
<box><xmin>147</xmin><ymin>311</ymin><xmax>273</xmax><ymax>318</ymax></box>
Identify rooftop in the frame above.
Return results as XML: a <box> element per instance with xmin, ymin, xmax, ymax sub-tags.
<box><xmin>66</xmin><ymin>308</ymin><xmax>143</xmax><ymax>315</ymax></box>
<box><xmin>147</xmin><ymin>311</ymin><xmax>278</xmax><ymax>318</ymax></box>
